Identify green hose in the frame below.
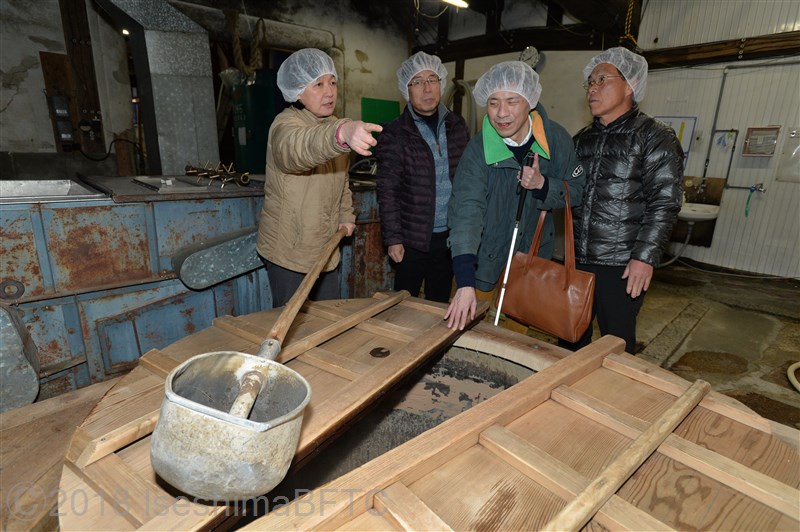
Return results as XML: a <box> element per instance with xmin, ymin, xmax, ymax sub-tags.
<box><xmin>745</xmin><ymin>190</ymin><xmax>753</xmax><ymax>217</ymax></box>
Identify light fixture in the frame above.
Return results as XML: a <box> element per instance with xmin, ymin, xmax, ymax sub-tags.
<box><xmin>121</xmin><ymin>28</ymin><xmax>130</xmax><ymax>36</ymax></box>
<box><xmin>442</xmin><ymin>0</ymin><xmax>469</xmax><ymax>8</ymax></box>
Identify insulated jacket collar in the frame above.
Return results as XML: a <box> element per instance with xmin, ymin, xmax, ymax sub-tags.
<box><xmin>593</xmin><ymin>104</ymin><xmax>640</xmax><ymax>130</ymax></box>
<box><xmin>402</xmin><ymin>102</ymin><xmax>450</xmax><ymax>133</ymax></box>
<box><xmin>482</xmin><ymin>109</ymin><xmax>550</xmax><ymax>165</ymax></box>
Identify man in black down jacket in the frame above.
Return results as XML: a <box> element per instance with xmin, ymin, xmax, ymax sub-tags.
<box><xmin>564</xmin><ymin>47</ymin><xmax>684</xmax><ymax>354</ymax></box>
<box><xmin>376</xmin><ymin>52</ymin><xmax>469</xmax><ymax>302</ymax></box>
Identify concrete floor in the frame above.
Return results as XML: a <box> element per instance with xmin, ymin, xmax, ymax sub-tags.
<box><xmin>524</xmin><ymin>260</ymin><xmax>800</xmax><ymax>430</ymax></box>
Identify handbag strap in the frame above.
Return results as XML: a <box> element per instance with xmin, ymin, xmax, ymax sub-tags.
<box><xmin>525</xmin><ymin>182</ymin><xmax>577</xmax><ymax>289</ymax></box>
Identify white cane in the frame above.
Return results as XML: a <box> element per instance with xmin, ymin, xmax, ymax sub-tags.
<box><xmin>494</xmin><ymin>152</ymin><xmax>535</xmax><ymax>326</ymax></box>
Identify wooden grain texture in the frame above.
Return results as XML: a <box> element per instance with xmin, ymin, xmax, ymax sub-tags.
<box><xmin>66</xmin><ymin>365</ymin><xmax>164</xmax><ymax>468</ymax></box>
<box><xmin>245</xmin><ymin>333</ymin><xmax>798</xmax><ymax>532</ymax></box>
<box><xmin>0</xmin><ymin>378</ymin><xmax>118</xmax><ymax>532</ymax></box>
<box><xmin>552</xmin><ymin>384</ymin><xmax>800</xmax><ymax>520</ymax></box>
<box><xmin>541</xmin><ymin>380</ymin><xmax>711</xmax><ymax>531</ymax></box>
<box><xmin>136</xmin><ymin>348</ymin><xmax>185</xmax><ymax>379</ymax></box>
<box><xmin>55</xmin><ymin>295</ymin><xmax>477</xmax><ymax>531</ymax></box>
<box><xmin>453</xmin><ymin>321</ymin><xmax>569</xmax><ymax>372</ymax></box>
<box><xmin>603</xmin><ymin>354</ymin><xmax>800</xmax><ymax>449</ymax></box>
<box><xmin>479</xmin><ymin>424</ymin><xmax>674</xmax><ymax>531</ymax></box>
<box><xmin>374</xmin><ymin>482</ymin><xmax>453</xmax><ymax>531</ymax></box>
<box><xmin>60</xmin><ymin>465</ymin><xmax>138</xmax><ymax>531</ymax></box>
<box><xmin>241</xmin><ymin>336</ymin><xmax>622</xmax><ymax>530</ymax></box>
<box><xmin>267</xmin><ymin>228</ymin><xmax>346</xmax><ymax>344</ymax></box>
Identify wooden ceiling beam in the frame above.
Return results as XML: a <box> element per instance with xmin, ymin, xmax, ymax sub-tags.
<box><xmin>644</xmin><ymin>31</ymin><xmax>800</xmax><ymax>69</ymax></box>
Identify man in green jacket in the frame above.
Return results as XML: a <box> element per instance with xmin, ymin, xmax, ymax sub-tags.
<box><xmin>445</xmin><ymin>61</ymin><xmax>585</xmax><ymax>330</ymax></box>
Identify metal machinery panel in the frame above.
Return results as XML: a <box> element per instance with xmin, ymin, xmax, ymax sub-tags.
<box><xmin>0</xmin><ymin>205</ymin><xmax>48</xmax><ymax>299</ymax></box>
<box><xmin>1</xmin><ymin>180</ymin><xmax>389</xmax><ymax>404</ymax></box>
<box><xmin>1</xmin><ymin>193</ymin><xmax>271</xmax><ymax>402</ymax></box>
<box><xmin>341</xmin><ymin>180</ymin><xmax>393</xmax><ymax>298</ymax></box>
<box><xmin>94</xmin><ymin>280</ymin><xmax>235</xmax><ymax>374</ymax></box>
<box><xmin>42</xmin><ymin>202</ymin><xmax>153</xmax><ymax>291</ymax></box>
<box><xmin>152</xmin><ymin>196</ymin><xmax>261</xmax><ymax>272</ymax></box>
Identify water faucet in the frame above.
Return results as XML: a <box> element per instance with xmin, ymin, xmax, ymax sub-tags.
<box><xmin>751</xmin><ymin>183</ymin><xmax>766</xmax><ymax>193</ymax></box>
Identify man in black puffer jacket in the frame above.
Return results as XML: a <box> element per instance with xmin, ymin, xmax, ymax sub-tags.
<box><xmin>376</xmin><ymin>52</ymin><xmax>469</xmax><ymax>302</ymax></box>
<box><xmin>564</xmin><ymin>47</ymin><xmax>684</xmax><ymax>354</ymax></box>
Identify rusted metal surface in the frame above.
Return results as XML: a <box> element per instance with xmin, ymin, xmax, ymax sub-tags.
<box><xmin>154</xmin><ymin>198</ymin><xmax>261</xmax><ymax>270</ymax></box>
<box><xmin>0</xmin><ymin>205</ymin><xmax>45</xmax><ymax>299</ymax></box>
<box><xmin>0</xmin><ymin>304</ymin><xmax>40</xmax><ymax>412</ymax></box>
<box><xmin>44</xmin><ymin>203</ymin><xmax>153</xmax><ymax>291</ymax></box>
<box><xmin>94</xmin><ymin>282</ymin><xmax>237</xmax><ymax>375</ymax></box>
<box><xmin>2</xmin><ymin>191</ymin><xmax>272</xmax><ymax>401</ymax></box>
<box><xmin>342</xmin><ymin>180</ymin><xmax>393</xmax><ymax>298</ymax></box>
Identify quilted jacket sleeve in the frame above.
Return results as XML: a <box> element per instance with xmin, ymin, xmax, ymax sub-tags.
<box><xmin>269</xmin><ymin>112</ymin><xmax>350</xmax><ymax>174</ymax></box>
<box><xmin>632</xmin><ymin>123</ymin><xmax>684</xmax><ymax>266</ymax></box>
<box><xmin>375</xmin><ymin>120</ymin><xmax>404</xmax><ymax>246</ymax></box>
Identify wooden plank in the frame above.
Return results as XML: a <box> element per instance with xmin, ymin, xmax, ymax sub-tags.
<box><xmin>302</xmin><ymin>294</ymin><xmax>419</xmax><ymax>342</ymax></box>
<box><xmin>0</xmin><ymin>378</ymin><xmax>117</xmax><ymax>430</ymax></box>
<box><xmin>397</xmin><ymin>297</ymin><xmax>448</xmax><ymax>314</ymax></box>
<box><xmin>542</xmin><ymin>380</ymin><xmax>711</xmax><ymax>531</ymax></box>
<box><xmin>302</xmin><ymin>302</ymin><xmax>417</xmax><ymax>343</ymax></box>
<box><xmin>69</xmin><ymin>406</ymin><xmax>160</xmax><ymax>469</ymax></box>
<box><xmin>70</xmin><ymin>453</ymin><xmax>167</xmax><ymax>526</ymax></box>
<box><xmin>137</xmin><ymin>348</ymin><xmax>185</xmax><ymax>378</ymax></box>
<box><xmin>276</xmin><ymin>291</ymin><xmax>410</xmax><ymax>363</ymax></box>
<box><xmin>674</xmin><ymin>406</ymin><xmax>800</xmax><ymax>487</ymax></box>
<box><xmin>58</xmin><ymin>0</ymin><xmax>105</xmax><ymax>153</ymax></box>
<box><xmin>603</xmin><ymin>354</ymin><xmax>800</xmax><ymax>449</ymax></box>
<box><xmin>116</xmin><ymin>434</ymin><xmax>158</xmax><ymax>479</ymax></box>
<box><xmin>553</xmin><ymin>384</ymin><xmax>799</xmax><ymax>522</ymax></box>
<box><xmin>66</xmin><ymin>366</ymin><xmax>165</xmax><ymax>468</ymax></box>
<box><xmin>374</xmin><ymin>481</ymin><xmax>453</xmax><ymax>531</ymax></box>
<box><xmin>212</xmin><ymin>314</ymin><xmax>270</xmax><ymax>345</ymax></box>
<box><xmin>159</xmin><ymin>324</ymin><xmax>257</xmax><ymax>362</ymax></box>
<box><xmin>373</xmin><ymin>291</ymin><xmax>449</xmax><ymax>315</ymax></box>
<box><xmin>552</xmin><ymin>384</ymin><xmax>647</xmax><ymax>438</ymax></box>
<box><xmin>59</xmin><ymin>465</ymin><xmax>138</xmax><ymax>531</ymax></box>
<box><xmin>136</xmin><ymin>501</ymin><xmax>230</xmax><ymax>531</ymax></box>
<box><xmin>241</xmin><ymin>336</ymin><xmax>624</xmax><ymax>530</ymax></box>
<box><xmin>454</xmin><ymin>322</ymin><xmax>568</xmax><ymax>372</ymax></box>
<box><xmin>660</xmin><ymin>432</ymin><xmax>800</xmax><ymax>519</ymax></box>
<box><xmin>356</xmin><ymin>318</ymin><xmax>416</xmax><ymax>343</ymax></box>
<box><xmin>293</xmin><ymin>316</ymin><xmax>467</xmax><ymax>463</ymax></box>
<box><xmin>338</xmin><ymin>510</ymin><xmax>398</xmax><ymax>531</ymax></box>
<box><xmin>300</xmin><ymin>346</ymin><xmax>370</xmax><ymax>380</ymax></box>
<box><xmin>0</xmin><ymin>378</ymin><xmax>118</xmax><ymax>532</ymax></box>
<box><xmin>645</xmin><ymin>30</ymin><xmax>800</xmax><ymax>69</ymax></box>
<box><xmin>479</xmin><ymin>425</ymin><xmax>675</xmax><ymax>531</ymax></box>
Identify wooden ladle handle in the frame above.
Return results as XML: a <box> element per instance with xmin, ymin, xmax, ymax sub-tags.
<box><xmin>228</xmin><ymin>371</ymin><xmax>265</xmax><ymax>419</ymax></box>
<box><xmin>265</xmin><ymin>228</ymin><xmax>347</xmax><ymax>347</ymax></box>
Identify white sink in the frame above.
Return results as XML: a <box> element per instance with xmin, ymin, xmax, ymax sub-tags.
<box><xmin>679</xmin><ymin>202</ymin><xmax>720</xmax><ymax>222</ymax></box>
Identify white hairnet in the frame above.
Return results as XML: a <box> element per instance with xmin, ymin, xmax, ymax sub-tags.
<box><xmin>276</xmin><ymin>48</ymin><xmax>337</xmax><ymax>102</ymax></box>
<box><xmin>396</xmin><ymin>51</ymin><xmax>448</xmax><ymax>101</ymax></box>
<box><xmin>583</xmin><ymin>47</ymin><xmax>648</xmax><ymax>102</ymax></box>
<box><xmin>472</xmin><ymin>61</ymin><xmax>541</xmax><ymax>109</ymax></box>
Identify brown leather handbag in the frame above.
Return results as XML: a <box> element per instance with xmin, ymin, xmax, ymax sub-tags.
<box><xmin>497</xmin><ymin>183</ymin><xmax>595</xmax><ymax>342</ymax></box>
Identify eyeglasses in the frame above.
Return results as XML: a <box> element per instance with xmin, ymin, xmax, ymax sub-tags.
<box><xmin>583</xmin><ymin>75</ymin><xmax>624</xmax><ymax>90</ymax></box>
<box><xmin>408</xmin><ymin>77</ymin><xmax>441</xmax><ymax>88</ymax></box>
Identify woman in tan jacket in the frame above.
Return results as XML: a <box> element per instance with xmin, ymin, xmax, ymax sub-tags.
<box><xmin>256</xmin><ymin>48</ymin><xmax>382</xmax><ymax>307</ymax></box>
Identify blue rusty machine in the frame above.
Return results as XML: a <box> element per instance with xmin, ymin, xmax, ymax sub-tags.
<box><xmin>0</xmin><ymin>174</ymin><xmax>390</xmax><ymax>411</ymax></box>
